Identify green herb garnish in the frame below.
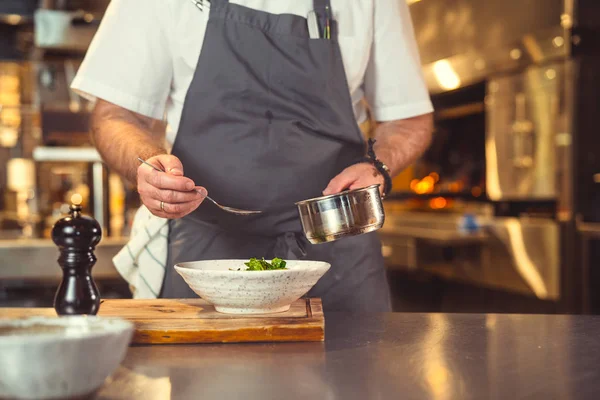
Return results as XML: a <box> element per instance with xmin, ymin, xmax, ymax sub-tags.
<box><xmin>270</xmin><ymin>258</ymin><xmax>286</xmax><ymax>269</ymax></box>
<box><xmin>243</xmin><ymin>257</ymin><xmax>287</xmax><ymax>271</ymax></box>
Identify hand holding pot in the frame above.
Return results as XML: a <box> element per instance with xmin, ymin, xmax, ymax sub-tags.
<box><xmin>323</xmin><ymin>163</ymin><xmax>385</xmax><ymax>196</ymax></box>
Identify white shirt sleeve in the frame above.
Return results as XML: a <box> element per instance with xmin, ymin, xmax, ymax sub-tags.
<box><xmin>363</xmin><ymin>0</ymin><xmax>433</xmax><ymax>122</ymax></box>
<box><xmin>71</xmin><ymin>0</ymin><xmax>173</xmax><ymax>120</ymax></box>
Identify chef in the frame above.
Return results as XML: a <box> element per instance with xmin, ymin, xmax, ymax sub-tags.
<box><xmin>72</xmin><ymin>0</ymin><xmax>433</xmax><ymax>312</ymax></box>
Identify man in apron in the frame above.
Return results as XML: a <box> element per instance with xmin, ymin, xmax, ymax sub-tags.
<box><xmin>72</xmin><ymin>0</ymin><xmax>433</xmax><ymax>312</ymax></box>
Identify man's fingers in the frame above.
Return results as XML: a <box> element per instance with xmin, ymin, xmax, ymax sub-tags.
<box><xmin>151</xmin><ymin>187</ymin><xmax>205</xmax><ymax>204</ymax></box>
<box><xmin>137</xmin><ymin>154</ymin><xmax>207</xmax><ymax>218</ymax></box>
<box><xmin>137</xmin><ymin>154</ymin><xmax>195</xmax><ymax>191</ymax></box>
<box><xmin>323</xmin><ymin>169</ymin><xmax>357</xmax><ymax>195</ymax></box>
<box><xmin>146</xmin><ymin>197</ymin><xmax>205</xmax><ymax>219</ymax></box>
<box><xmin>349</xmin><ymin>182</ymin><xmax>366</xmax><ymax>190</ymax></box>
<box><xmin>152</xmin><ymin>154</ymin><xmax>184</xmax><ymax>176</ymax></box>
<box><xmin>324</xmin><ymin>163</ymin><xmax>386</xmax><ymax>196</ymax></box>
<box><xmin>144</xmin><ymin>168</ymin><xmax>195</xmax><ymax>191</ymax></box>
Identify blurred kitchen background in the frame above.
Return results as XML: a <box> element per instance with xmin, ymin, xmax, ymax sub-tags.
<box><xmin>0</xmin><ymin>0</ymin><xmax>598</xmax><ymax>314</ymax></box>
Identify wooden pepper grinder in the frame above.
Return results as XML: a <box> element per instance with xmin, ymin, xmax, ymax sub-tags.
<box><xmin>52</xmin><ymin>194</ymin><xmax>102</xmax><ymax>315</ymax></box>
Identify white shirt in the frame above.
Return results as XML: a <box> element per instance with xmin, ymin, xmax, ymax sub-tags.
<box><xmin>72</xmin><ymin>0</ymin><xmax>433</xmax><ymax>144</ymax></box>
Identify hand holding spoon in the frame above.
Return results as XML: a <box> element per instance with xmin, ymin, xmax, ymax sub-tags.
<box><xmin>137</xmin><ymin>157</ymin><xmax>262</xmax><ymax>216</ymax></box>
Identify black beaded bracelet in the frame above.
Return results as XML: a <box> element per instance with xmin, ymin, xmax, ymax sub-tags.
<box><xmin>364</xmin><ymin>138</ymin><xmax>393</xmax><ymax>198</ymax></box>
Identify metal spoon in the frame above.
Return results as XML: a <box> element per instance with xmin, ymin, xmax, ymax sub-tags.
<box><xmin>137</xmin><ymin>157</ymin><xmax>262</xmax><ymax>216</ymax></box>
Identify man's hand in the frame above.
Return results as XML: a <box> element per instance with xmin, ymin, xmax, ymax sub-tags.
<box><xmin>323</xmin><ymin>113</ymin><xmax>433</xmax><ymax>196</ymax></box>
<box><xmin>323</xmin><ymin>163</ymin><xmax>384</xmax><ymax>196</ymax></box>
<box><xmin>90</xmin><ymin>100</ymin><xmax>208</xmax><ymax>219</ymax></box>
<box><xmin>137</xmin><ymin>154</ymin><xmax>207</xmax><ymax>219</ymax></box>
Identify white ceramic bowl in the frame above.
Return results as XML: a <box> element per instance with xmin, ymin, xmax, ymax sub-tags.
<box><xmin>0</xmin><ymin>316</ymin><xmax>134</xmax><ymax>400</ymax></box>
<box><xmin>175</xmin><ymin>259</ymin><xmax>331</xmax><ymax>314</ymax></box>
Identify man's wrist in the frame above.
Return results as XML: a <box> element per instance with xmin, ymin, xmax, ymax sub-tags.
<box><xmin>364</xmin><ymin>139</ymin><xmax>393</xmax><ymax>197</ymax></box>
<box><xmin>142</xmin><ymin>148</ymin><xmax>168</xmax><ymax>161</ymax></box>
<box><xmin>129</xmin><ymin>146</ymin><xmax>167</xmax><ymax>184</ymax></box>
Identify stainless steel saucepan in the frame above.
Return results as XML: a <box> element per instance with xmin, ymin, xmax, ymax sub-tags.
<box><xmin>295</xmin><ymin>184</ymin><xmax>385</xmax><ymax>244</ymax></box>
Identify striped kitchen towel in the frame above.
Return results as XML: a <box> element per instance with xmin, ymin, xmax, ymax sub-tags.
<box><xmin>112</xmin><ymin>205</ymin><xmax>168</xmax><ymax>299</ymax></box>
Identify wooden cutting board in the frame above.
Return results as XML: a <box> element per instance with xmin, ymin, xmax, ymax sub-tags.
<box><xmin>0</xmin><ymin>298</ymin><xmax>324</xmax><ymax>344</ymax></box>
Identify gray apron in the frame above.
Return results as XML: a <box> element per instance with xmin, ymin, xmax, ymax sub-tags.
<box><xmin>161</xmin><ymin>0</ymin><xmax>391</xmax><ymax>312</ymax></box>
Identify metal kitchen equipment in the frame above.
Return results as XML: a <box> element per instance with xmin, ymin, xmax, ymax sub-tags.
<box><xmin>296</xmin><ymin>184</ymin><xmax>384</xmax><ymax>244</ymax></box>
<box><xmin>137</xmin><ymin>157</ymin><xmax>262</xmax><ymax>216</ymax></box>
<box><xmin>34</xmin><ymin>0</ymin><xmax>107</xmax><ymax>53</ymax></box>
<box><xmin>379</xmin><ymin>0</ymin><xmax>600</xmax><ymax>313</ymax></box>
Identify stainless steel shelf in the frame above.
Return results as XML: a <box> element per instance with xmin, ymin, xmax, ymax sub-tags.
<box><xmin>0</xmin><ymin>237</ymin><xmax>126</xmax><ymax>281</ymax></box>
<box><xmin>32</xmin><ymin>146</ymin><xmax>106</xmax><ymax>233</ymax></box>
<box><xmin>32</xmin><ymin>146</ymin><xmax>102</xmax><ymax>162</ymax></box>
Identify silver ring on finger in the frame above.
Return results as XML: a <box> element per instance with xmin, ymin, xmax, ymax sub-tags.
<box><xmin>160</xmin><ymin>201</ymin><xmax>166</xmax><ymax>211</ymax></box>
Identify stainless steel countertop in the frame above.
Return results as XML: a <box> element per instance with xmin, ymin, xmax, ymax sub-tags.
<box><xmin>93</xmin><ymin>312</ymin><xmax>600</xmax><ymax>400</ymax></box>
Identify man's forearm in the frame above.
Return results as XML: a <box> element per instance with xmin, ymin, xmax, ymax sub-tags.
<box><xmin>372</xmin><ymin>113</ymin><xmax>433</xmax><ymax>177</ymax></box>
<box><xmin>91</xmin><ymin>100</ymin><xmax>167</xmax><ymax>184</ymax></box>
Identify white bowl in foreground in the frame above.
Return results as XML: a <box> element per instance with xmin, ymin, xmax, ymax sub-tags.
<box><xmin>175</xmin><ymin>259</ymin><xmax>331</xmax><ymax>314</ymax></box>
<box><xmin>0</xmin><ymin>316</ymin><xmax>134</xmax><ymax>400</ymax></box>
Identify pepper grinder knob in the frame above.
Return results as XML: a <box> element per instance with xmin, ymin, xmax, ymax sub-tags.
<box><xmin>51</xmin><ymin>194</ymin><xmax>102</xmax><ymax>315</ymax></box>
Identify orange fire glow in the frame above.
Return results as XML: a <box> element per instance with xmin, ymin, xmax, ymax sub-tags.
<box><xmin>430</xmin><ymin>197</ymin><xmax>448</xmax><ymax>209</ymax></box>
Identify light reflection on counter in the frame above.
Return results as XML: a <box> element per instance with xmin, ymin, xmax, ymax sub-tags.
<box><xmin>423</xmin><ymin>314</ymin><xmax>457</xmax><ymax>400</ymax></box>
<box><xmin>97</xmin><ymin>367</ymin><xmax>172</xmax><ymax>400</ymax></box>
<box><xmin>486</xmin><ymin>314</ymin><xmax>572</xmax><ymax>400</ymax></box>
